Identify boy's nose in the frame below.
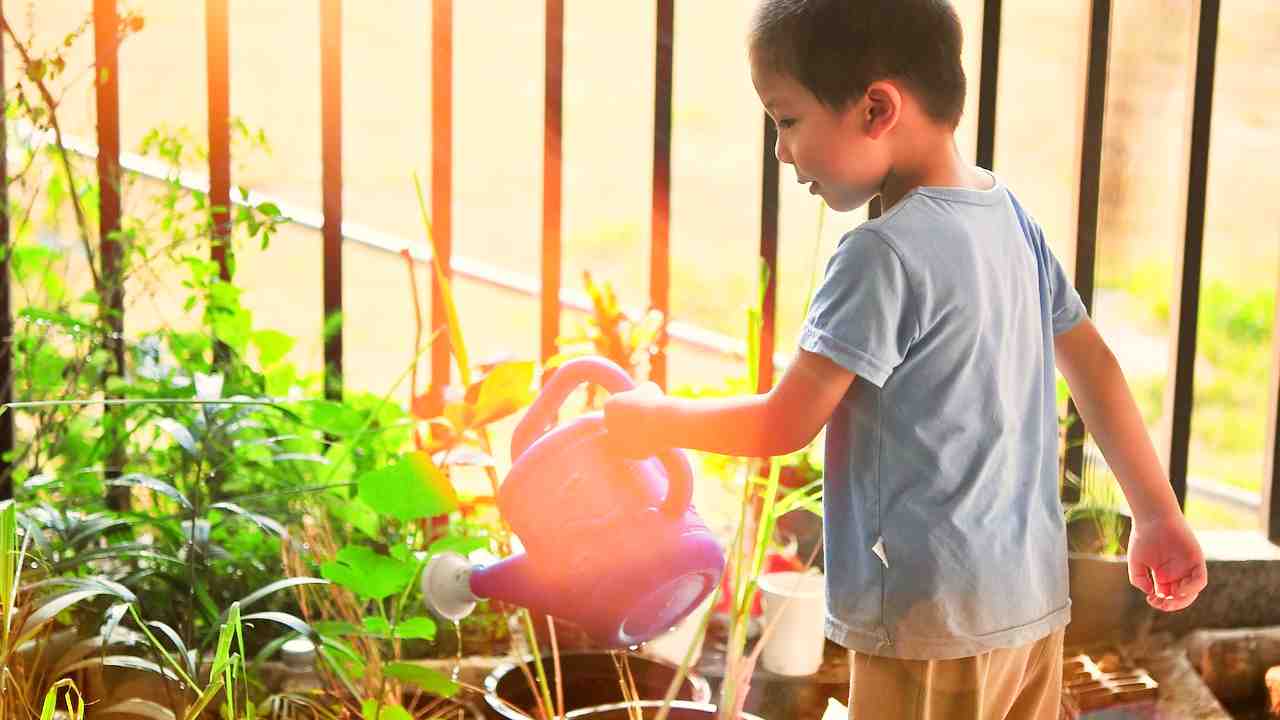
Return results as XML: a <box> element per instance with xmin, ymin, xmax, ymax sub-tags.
<box><xmin>774</xmin><ymin>136</ymin><xmax>793</xmax><ymax>165</ymax></box>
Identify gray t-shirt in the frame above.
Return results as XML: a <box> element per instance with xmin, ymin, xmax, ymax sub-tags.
<box><xmin>798</xmin><ymin>173</ymin><xmax>1086</xmax><ymax>660</ymax></box>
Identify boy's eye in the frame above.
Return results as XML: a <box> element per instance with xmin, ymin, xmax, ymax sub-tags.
<box><xmin>776</xmin><ymin>118</ymin><xmax>797</xmax><ymax>130</ymax></box>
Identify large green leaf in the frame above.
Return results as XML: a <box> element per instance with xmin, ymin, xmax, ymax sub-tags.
<box><xmin>362</xmin><ymin>616</ymin><xmax>391</xmax><ymax>638</ymax></box>
<box><xmin>356</xmin><ymin>452</ymin><xmax>457</xmax><ymax>523</ymax></box>
<box><xmin>212</xmin><ymin>307</ymin><xmax>252</xmax><ymax>357</ymax></box>
<box><xmin>309</xmin><ymin>401</ymin><xmax>364</xmax><ymax>437</ymax></box>
<box><xmin>470</xmin><ymin>361</ymin><xmax>535</xmax><ymax>427</ymax></box>
<box><xmin>360</xmin><ymin>700</ymin><xmax>413</xmax><ymax>720</ymax></box>
<box><xmin>320</xmin><ymin>545</ymin><xmax>416</xmax><ymax>600</ymax></box>
<box><xmin>394</xmin><ymin>616</ymin><xmax>437</xmax><ymax>641</ymax></box>
<box><xmin>330</xmin><ymin>496</ymin><xmax>380</xmax><ymax>540</ymax></box>
<box><xmin>252</xmin><ymin>329</ymin><xmax>295</xmax><ymax>367</ymax></box>
<box><xmin>428</xmin><ymin>534</ymin><xmax>490</xmax><ymax>557</ymax></box>
<box><xmin>383</xmin><ymin>661</ymin><xmax>459</xmax><ymax>697</ymax></box>
<box><xmin>29</xmin><ymin>346</ymin><xmax>67</xmax><ymax>393</ymax></box>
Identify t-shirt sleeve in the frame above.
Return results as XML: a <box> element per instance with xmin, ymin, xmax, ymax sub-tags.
<box><xmin>1040</xmin><ymin>230</ymin><xmax>1087</xmax><ymax>336</ymax></box>
<box><xmin>798</xmin><ymin>229</ymin><xmax>918</xmax><ymax>388</ymax></box>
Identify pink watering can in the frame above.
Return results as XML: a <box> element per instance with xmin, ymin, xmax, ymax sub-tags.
<box><xmin>423</xmin><ymin>356</ymin><xmax>725</xmax><ymax>648</ymax></box>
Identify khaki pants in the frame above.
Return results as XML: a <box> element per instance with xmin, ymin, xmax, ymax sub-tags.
<box><xmin>849</xmin><ymin>629</ymin><xmax>1064</xmax><ymax>720</ymax></box>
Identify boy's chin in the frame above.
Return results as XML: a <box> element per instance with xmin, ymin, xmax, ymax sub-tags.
<box><xmin>825</xmin><ymin>193</ymin><xmax>873</xmax><ymax>213</ymax></box>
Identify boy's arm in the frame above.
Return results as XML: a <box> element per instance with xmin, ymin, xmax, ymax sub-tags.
<box><xmin>1055</xmin><ymin>319</ymin><xmax>1208</xmax><ymax>611</ymax></box>
<box><xmin>603</xmin><ymin>349</ymin><xmax>856</xmax><ymax>459</ymax></box>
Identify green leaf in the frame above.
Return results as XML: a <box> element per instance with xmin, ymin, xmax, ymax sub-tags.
<box><xmin>265</xmin><ymin>363</ymin><xmax>297</xmax><ymax>396</ymax></box>
<box><xmin>29</xmin><ymin>347</ymin><xmax>66</xmax><ymax>393</ymax></box>
<box><xmin>357</xmin><ymin>452</ymin><xmax>457</xmax><ymax>523</ymax></box>
<box><xmin>18</xmin><ymin>307</ymin><xmax>92</xmax><ymax>333</ymax></box>
<box><xmin>309</xmin><ymin>401</ymin><xmax>364</xmax><ymax>436</ymax></box>
<box><xmin>313</xmin><ymin>620</ymin><xmax>362</xmax><ymax>637</ymax></box>
<box><xmin>154</xmin><ymin>417</ymin><xmax>197</xmax><ymax>456</ymax></box>
<box><xmin>394</xmin><ymin>616</ymin><xmax>437</xmax><ymax>640</ymax></box>
<box><xmin>413</xmin><ymin>173</ymin><xmax>471</xmax><ymax>387</ymax></box>
<box><xmin>330</xmin><ymin>496</ymin><xmax>381</xmax><ymax>539</ymax></box>
<box><xmin>320</xmin><ymin>545</ymin><xmax>416</xmax><ymax>600</ymax></box>
<box><xmin>212</xmin><ymin>307</ymin><xmax>252</xmax><ymax>356</ymax></box>
<box><xmin>234</xmin><ymin>576</ymin><xmax>327</xmax><ymax>613</ymax></box>
<box><xmin>470</xmin><ymin>361</ymin><xmax>535</xmax><ymax>426</ymax></box>
<box><xmin>252</xmin><ymin>329</ymin><xmax>295</xmax><ymax>367</ymax></box>
<box><xmin>241</xmin><ymin>611</ymin><xmax>314</xmax><ymax>638</ymax></box>
<box><xmin>361</xmin><ymin>700</ymin><xmax>413</xmax><ymax>720</ymax></box>
<box><xmin>362</xmin><ymin>616</ymin><xmax>391</xmax><ymax>638</ymax></box>
<box><xmin>383</xmin><ymin>661</ymin><xmax>459</xmax><ymax>697</ymax></box>
<box><xmin>428</xmin><ymin>535</ymin><xmax>490</xmax><ymax>556</ymax></box>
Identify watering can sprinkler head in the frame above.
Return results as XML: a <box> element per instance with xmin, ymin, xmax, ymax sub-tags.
<box><xmin>422</xmin><ymin>551</ymin><xmax>478</xmax><ymax>621</ymax></box>
<box><xmin>420</xmin><ymin>356</ymin><xmax>725</xmax><ymax>649</ymax></box>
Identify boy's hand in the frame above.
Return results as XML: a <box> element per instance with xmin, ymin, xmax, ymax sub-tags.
<box><xmin>603</xmin><ymin>381</ymin><xmax>666</xmax><ymax>459</ymax></box>
<box><xmin>1126</xmin><ymin>513</ymin><xmax>1207</xmax><ymax>612</ymax></box>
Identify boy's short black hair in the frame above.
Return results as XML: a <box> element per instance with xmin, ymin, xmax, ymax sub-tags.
<box><xmin>750</xmin><ymin>0</ymin><xmax>966</xmax><ymax>127</ymax></box>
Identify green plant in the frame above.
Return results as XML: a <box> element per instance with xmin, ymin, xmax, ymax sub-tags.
<box><xmin>551</xmin><ymin>270</ymin><xmax>665</xmax><ymax>391</ymax></box>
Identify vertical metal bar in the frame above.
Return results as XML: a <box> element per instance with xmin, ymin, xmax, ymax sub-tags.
<box><xmin>94</xmin><ymin>0</ymin><xmax>127</xmax><ymax>509</ymax></box>
<box><xmin>0</xmin><ymin>28</ymin><xmax>12</xmax><ymax>501</ymax></box>
<box><xmin>321</xmin><ymin>0</ymin><xmax>343</xmax><ymax>399</ymax></box>
<box><xmin>1266</xmin><ymin>267</ymin><xmax>1280</xmax><ymax>541</ymax></box>
<box><xmin>1163</xmin><ymin>0</ymin><xmax>1220</xmax><ymax>509</ymax></box>
<box><xmin>206</xmin><ymin>0</ymin><xmax>231</xmax><ymax>284</ymax></box>
<box><xmin>1266</xmin><ymin>265</ymin><xmax>1280</xmax><ymax>542</ymax></box>
<box><xmin>649</xmin><ymin>0</ymin><xmax>673</xmax><ymax>388</ymax></box>
<box><xmin>757</xmin><ymin>116</ymin><xmax>778</xmax><ymax>393</ymax></box>
<box><xmin>430</xmin><ymin>0</ymin><xmax>453</xmax><ymax>396</ymax></box>
<box><xmin>1064</xmin><ymin>0</ymin><xmax>1113</xmax><ymax>503</ymax></box>
<box><xmin>541</xmin><ymin>0</ymin><xmax>563</xmax><ymax>371</ymax></box>
<box><xmin>975</xmin><ymin>0</ymin><xmax>1002</xmax><ymax>170</ymax></box>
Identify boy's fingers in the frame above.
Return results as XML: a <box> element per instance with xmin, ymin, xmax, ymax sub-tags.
<box><xmin>1172</xmin><ymin>563</ymin><xmax>1208</xmax><ymax>598</ymax></box>
<box><xmin>1148</xmin><ymin>590</ymin><xmax>1198</xmax><ymax>612</ymax></box>
<box><xmin>1129</xmin><ymin>564</ymin><xmax>1155</xmax><ymax>594</ymax></box>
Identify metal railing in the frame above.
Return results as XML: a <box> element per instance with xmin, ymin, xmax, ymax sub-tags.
<box><xmin>0</xmin><ymin>0</ymin><xmax>1273</xmax><ymax>542</ymax></box>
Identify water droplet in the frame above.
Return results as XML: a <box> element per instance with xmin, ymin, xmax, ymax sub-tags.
<box><xmin>29</xmin><ymin>561</ymin><xmax>38</xmax><ymax>569</ymax></box>
<box><xmin>628</xmin><ymin>644</ymin><xmax>642</xmax><ymax>652</ymax></box>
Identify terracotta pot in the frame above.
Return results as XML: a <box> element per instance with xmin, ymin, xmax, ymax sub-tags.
<box><xmin>1065</xmin><ymin>553</ymin><xmax>1147</xmax><ymax>647</ymax></box>
<box><xmin>485</xmin><ymin>652</ymin><xmax>710</xmax><ymax>720</ymax></box>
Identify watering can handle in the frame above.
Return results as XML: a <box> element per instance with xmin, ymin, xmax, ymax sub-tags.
<box><xmin>511</xmin><ymin>356</ymin><xmax>694</xmax><ymax>517</ymax></box>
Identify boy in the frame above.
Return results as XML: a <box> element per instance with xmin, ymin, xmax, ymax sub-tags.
<box><xmin>603</xmin><ymin>0</ymin><xmax>1207</xmax><ymax>717</ymax></box>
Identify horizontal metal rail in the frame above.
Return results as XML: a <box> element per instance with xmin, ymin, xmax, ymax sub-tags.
<box><xmin>12</xmin><ymin>121</ymin><xmax>789</xmax><ymax>368</ymax></box>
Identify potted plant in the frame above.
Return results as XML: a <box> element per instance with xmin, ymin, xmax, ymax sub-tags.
<box><xmin>1060</xmin><ymin>417</ymin><xmax>1147</xmax><ymax>648</ymax></box>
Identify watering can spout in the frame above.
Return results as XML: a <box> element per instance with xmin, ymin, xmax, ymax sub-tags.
<box><xmin>422</xmin><ymin>552</ymin><xmax>555</xmax><ymax>621</ymax></box>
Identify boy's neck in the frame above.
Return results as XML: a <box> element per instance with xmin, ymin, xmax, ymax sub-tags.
<box><xmin>877</xmin><ymin>134</ymin><xmax>991</xmax><ymax>212</ymax></box>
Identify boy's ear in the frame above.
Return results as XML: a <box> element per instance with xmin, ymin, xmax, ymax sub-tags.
<box><xmin>863</xmin><ymin>81</ymin><xmax>902</xmax><ymax>139</ymax></box>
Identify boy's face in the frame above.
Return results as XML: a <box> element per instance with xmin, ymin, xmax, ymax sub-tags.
<box><xmin>750</xmin><ymin>56</ymin><xmax>890</xmax><ymax>212</ymax></box>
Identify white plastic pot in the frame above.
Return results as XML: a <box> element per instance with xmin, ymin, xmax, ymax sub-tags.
<box><xmin>757</xmin><ymin>570</ymin><xmax>827</xmax><ymax>676</ymax></box>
